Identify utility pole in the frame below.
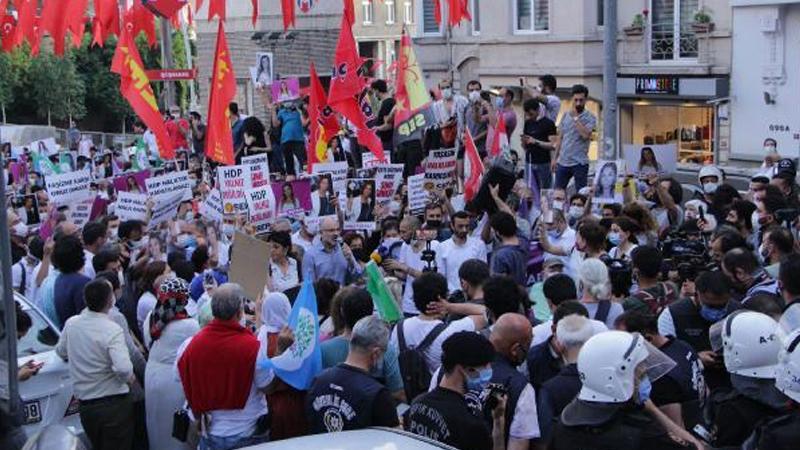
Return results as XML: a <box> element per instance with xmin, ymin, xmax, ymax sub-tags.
<box><xmin>602</xmin><ymin>0</ymin><xmax>618</xmax><ymax>160</ymax></box>
<box><xmin>160</xmin><ymin>18</ymin><xmax>176</xmax><ymax>109</ymax></box>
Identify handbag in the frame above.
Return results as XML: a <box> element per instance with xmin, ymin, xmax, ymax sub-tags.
<box><xmin>172</xmin><ymin>408</ymin><xmax>190</xmax><ymax>442</ymax></box>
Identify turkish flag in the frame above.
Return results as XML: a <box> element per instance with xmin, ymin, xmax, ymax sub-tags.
<box><xmin>281</xmin><ymin>0</ymin><xmax>294</xmax><ymax>30</ymax></box>
<box><xmin>29</xmin><ymin>15</ymin><xmax>41</xmax><ymax>56</ymax></box>
<box><xmin>111</xmin><ymin>24</ymin><xmax>175</xmax><ymax>160</ymax></box>
<box><xmin>208</xmin><ymin>0</ymin><xmax>225</xmax><ymax>22</ymax></box>
<box><xmin>92</xmin><ymin>0</ymin><xmax>120</xmax><ymax>47</ymax></box>
<box><xmin>343</xmin><ymin>0</ymin><xmax>355</xmax><ymax>25</ymax></box>
<box><xmin>65</xmin><ymin>0</ymin><xmax>88</xmax><ymax>49</ymax></box>
<box><xmin>488</xmin><ymin>111</ymin><xmax>507</xmax><ymax>157</ymax></box>
<box><xmin>13</xmin><ymin>0</ymin><xmax>36</xmax><ymax>49</ymax></box>
<box><xmin>249</xmin><ymin>0</ymin><xmax>257</xmax><ymax>27</ymax></box>
<box><xmin>204</xmin><ymin>21</ymin><xmax>236</xmax><ymax>165</ymax></box>
<box><xmin>40</xmin><ymin>0</ymin><xmax>71</xmax><ymax>56</ymax></box>
<box><xmin>306</xmin><ymin>62</ymin><xmax>340</xmax><ymax>173</ymax></box>
<box><xmin>448</xmin><ymin>0</ymin><xmax>471</xmax><ymax>26</ymax></box>
<box><xmin>1</xmin><ymin>15</ymin><xmax>15</xmax><ymax>53</ymax></box>
<box><xmin>464</xmin><ymin>128</ymin><xmax>484</xmax><ymax>202</ymax></box>
<box><xmin>125</xmin><ymin>2</ymin><xmax>157</xmax><ymax>48</ymax></box>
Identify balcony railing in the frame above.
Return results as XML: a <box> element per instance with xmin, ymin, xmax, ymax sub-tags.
<box><xmin>621</xmin><ymin>23</ymin><xmax>713</xmax><ymax>67</ymax></box>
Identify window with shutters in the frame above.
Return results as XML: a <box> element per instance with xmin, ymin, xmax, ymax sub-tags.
<box><xmin>471</xmin><ymin>0</ymin><xmax>480</xmax><ymax>35</ymax></box>
<box><xmin>421</xmin><ymin>0</ymin><xmax>442</xmax><ymax>35</ymax></box>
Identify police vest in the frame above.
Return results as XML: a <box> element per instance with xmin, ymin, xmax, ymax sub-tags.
<box><xmin>486</xmin><ymin>355</ymin><xmax>530</xmax><ymax>444</ymax></box>
<box><xmin>306</xmin><ymin>364</ymin><xmax>387</xmax><ymax>433</ymax></box>
<box><xmin>668</xmin><ymin>299</ymin><xmax>740</xmax><ymax>352</ymax></box>
<box><xmin>549</xmin><ymin>408</ymin><xmax>648</xmax><ymax>450</ymax></box>
<box><xmin>743</xmin><ymin>411</ymin><xmax>800</xmax><ymax>450</ymax></box>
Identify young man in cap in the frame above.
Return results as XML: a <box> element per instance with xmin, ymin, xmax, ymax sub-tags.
<box><xmin>770</xmin><ymin>158</ymin><xmax>800</xmax><ymax>209</ymax></box>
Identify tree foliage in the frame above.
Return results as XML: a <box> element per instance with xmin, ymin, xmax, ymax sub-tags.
<box><xmin>27</xmin><ymin>52</ymin><xmax>87</xmax><ymax>123</ymax></box>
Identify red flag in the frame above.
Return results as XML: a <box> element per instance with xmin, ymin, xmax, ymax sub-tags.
<box><xmin>204</xmin><ymin>21</ymin><xmax>236</xmax><ymax>165</ymax></box>
<box><xmin>208</xmin><ymin>0</ymin><xmax>225</xmax><ymax>22</ymax></box>
<box><xmin>306</xmin><ymin>62</ymin><xmax>340</xmax><ymax>173</ymax></box>
<box><xmin>281</xmin><ymin>0</ymin><xmax>294</xmax><ymax>30</ymax></box>
<box><xmin>447</xmin><ymin>0</ymin><xmax>471</xmax><ymax>26</ymax></box>
<box><xmin>111</xmin><ymin>25</ymin><xmax>175</xmax><ymax>160</ymax></box>
<box><xmin>343</xmin><ymin>0</ymin><xmax>355</xmax><ymax>25</ymax></box>
<box><xmin>464</xmin><ymin>128</ymin><xmax>483</xmax><ymax>202</ymax></box>
<box><xmin>65</xmin><ymin>0</ymin><xmax>88</xmax><ymax>49</ymax></box>
<box><xmin>1</xmin><ymin>15</ymin><xmax>15</xmax><ymax>53</ymax></box>
<box><xmin>40</xmin><ymin>0</ymin><xmax>71</xmax><ymax>56</ymax></box>
<box><xmin>328</xmin><ymin>15</ymin><xmax>385</xmax><ymax>162</ymax></box>
<box><xmin>0</xmin><ymin>0</ymin><xmax>7</xmax><ymax>18</ymax></box>
<box><xmin>249</xmin><ymin>0</ymin><xmax>257</xmax><ymax>27</ymax></box>
<box><xmin>12</xmin><ymin>0</ymin><xmax>36</xmax><ymax>48</ymax></box>
<box><xmin>92</xmin><ymin>0</ymin><xmax>120</xmax><ymax>47</ymax></box>
<box><xmin>125</xmin><ymin>2</ymin><xmax>157</xmax><ymax>48</ymax></box>
<box><xmin>433</xmin><ymin>0</ymin><xmax>441</xmax><ymax>25</ymax></box>
<box><xmin>489</xmin><ymin>111</ymin><xmax>507</xmax><ymax>157</ymax></box>
<box><xmin>29</xmin><ymin>15</ymin><xmax>40</xmax><ymax>56</ymax></box>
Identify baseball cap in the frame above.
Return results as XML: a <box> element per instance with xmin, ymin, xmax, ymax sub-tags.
<box><xmin>543</xmin><ymin>258</ymin><xmax>565</xmax><ymax>270</ymax></box>
<box><xmin>774</xmin><ymin>158</ymin><xmax>796</xmax><ymax>180</ymax></box>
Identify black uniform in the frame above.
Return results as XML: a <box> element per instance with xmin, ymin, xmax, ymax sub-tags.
<box><xmin>487</xmin><ymin>355</ymin><xmax>535</xmax><ymax>445</ymax></box>
<box><xmin>652</xmin><ymin>338</ymin><xmax>705</xmax><ymax>428</ymax></box>
<box><xmin>742</xmin><ymin>411</ymin><xmax>800</xmax><ymax>450</ymax></box>
<box><xmin>537</xmin><ymin>363</ymin><xmax>581</xmax><ymax>441</ymax></box>
<box><xmin>305</xmin><ymin>363</ymin><xmax>399</xmax><ymax>433</ymax></box>
<box><xmin>406</xmin><ymin>387</ymin><xmax>492</xmax><ymax>450</ymax></box>
<box><xmin>526</xmin><ymin>336</ymin><xmax>562</xmax><ymax>390</ymax></box>
<box><xmin>549</xmin><ymin>399</ymin><xmax>691</xmax><ymax>450</ymax></box>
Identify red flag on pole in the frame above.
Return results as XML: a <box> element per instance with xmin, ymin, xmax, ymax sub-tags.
<box><xmin>488</xmin><ymin>111</ymin><xmax>507</xmax><ymax>157</ymax></box>
<box><xmin>205</xmin><ymin>21</ymin><xmax>236</xmax><ymax>165</ymax></box>
<box><xmin>126</xmin><ymin>1</ymin><xmax>157</xmax><ymax>48</ymax></box>
<box><xmin>12</xmin><ymin>0</ymin><xmax>36</xmax><ymax>49</ymax></box>
<box><xmin>40</xmin><ymin>0</ymin><xmax>70</xmax><ymax>56</ymax></box>
<box><xmin>65</xmin><ymin>0</ymin><xmax>87</xmax><ymax>49</ymax></box>
<box><xmin>1</xmin><ymin>15</ymin><xmax>15</xmax><ymax>53</ymax></box>
<box><xmin>464</xmin><ymin>128</ymin><xmax>483</xmax><ymax>202</ymax></box>
<box><xmin>208</xmin><ymin>0</ymin><xmax>225</xmax><ymax>22</ymax></box>
<box><xmin>111</xmin><ymin>23</ymin><xmax>175</xmax><ymax>160</ymax></box>
<box><xmin>249</xmin><ymin>0</ymin><xmax>257</xmax><ymax>27</ymax></box>
<box><xmin>447</xmin><ymin>0</ymin><xmax>471</xmax><ymax>26</ymax></box>
<box><xmin>306</xmin><ymin>62</ymin><xmax>339</xmax><ymax>173</ymax></box>
<box><xmin>433</xmin><ymin>0</ymin><xmax>441</xmax><ymax>25</ymax></box>
<box><xmin>281</xmin><ymin>0</ymin><xmax>294</xmax><ymax>30</ymax></box>
<box><xmin>92</xmin><ymin>0</ymin><xmax>120</xmax><ymax>47</ymax></box>
<box><xmin>343</xmin><ymin>0</ymin><xmax>355</xmax><ymax>25</ymax></box>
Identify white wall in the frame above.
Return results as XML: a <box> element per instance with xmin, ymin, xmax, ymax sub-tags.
<box><xmin>729</xmin><ymin>3</ymin><xmax>800</xmax><ymax>160</ymax></box>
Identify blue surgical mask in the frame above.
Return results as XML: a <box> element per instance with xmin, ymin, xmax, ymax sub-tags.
<box><xmin>636</xmin><ymin>375</ymin><xmax>652</xmax><ymax>405</ymax></box>
<box><xmin>466</xmin><ymin>366</ymin><xmax>493</xmax><ymax>391</ymax></box>
<box><xmin>608</xmin><ymin>232</ymin><xmax>622</xmax><ymax>246</ymax></box>
<box><xmin>700</xmin><ymin>304</ymin><xmax>726</xmax><ymax>323</ymax></box>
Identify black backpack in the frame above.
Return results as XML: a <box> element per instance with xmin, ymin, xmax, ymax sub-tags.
<box><xmin>396</xmin><ymin>319</ymin><xmax>447</xmax><ymax>402</ymax></box>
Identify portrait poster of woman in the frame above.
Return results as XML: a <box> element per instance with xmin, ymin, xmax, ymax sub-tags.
<box><xmin>592</xmin><ymin>160</ymin><xmax>624</xmax><ymax>204</ymax></box>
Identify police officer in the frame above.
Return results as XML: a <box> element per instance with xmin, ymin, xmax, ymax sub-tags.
<box><xmin>549</xmin><ymin>331</ymin><xmax>690</xmax><ymax>450</ymax></box>
<box><xmin>741</xmin><ymin>327</ymin><xmax>800</xmax><ymax>449</ymax></box>
<box><xmin>704</xmin><ymin>311</ymin><xmax>790</xmax><ymax>448</ymax></box>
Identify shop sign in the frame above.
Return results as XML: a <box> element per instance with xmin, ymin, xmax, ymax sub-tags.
<box><xmin>635</xmin><ymin>76</ymin><xmax>679</xmax><ymax>95</ymax></box>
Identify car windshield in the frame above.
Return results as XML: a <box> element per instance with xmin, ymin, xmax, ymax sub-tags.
<box><xmin>17</xmin><ymin>299</ymin><xmax>60</xmax><ymax>357</ymax></box>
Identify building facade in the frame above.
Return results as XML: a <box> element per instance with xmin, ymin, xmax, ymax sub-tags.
<box><xmin>351</xmin><ymin>0</ymin><xmax>417</xmax><ymax>79</ymax></box>
<box><xmin>412</xmin><ymin>0</ymin><xmax>734</xmax><ymax>164</ymax></box>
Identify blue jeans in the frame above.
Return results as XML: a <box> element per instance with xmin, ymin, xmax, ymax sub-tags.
<box><xmin>530</xmin><ymin>163</ymin><xmax>553</xmax><ymax>190</ymax></box>
<box><xmin>199</xmin><ymin>431</ymin><xmax>268</xmax><ymax>450</ymax></box>
<box><xmin>555</xmin><ymin>163</ymin><xmax>589</xmax><ymax>191</ymax></box>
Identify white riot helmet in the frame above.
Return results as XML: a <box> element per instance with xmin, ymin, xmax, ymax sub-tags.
<box><xmin>776</xmin><ymin>329</ymin><xmax>800</xmax><ymax>403</ymax></box>
<box><xmin>698</xmin><ymin>165</ymin><xmax>723</xmax><ymax>194</ymax></box>
<box><xmin>577</xmin><ymin>331</ymin><xmax>676</xmax><ymax>403</ymax></box>
<box><xmin>722</xmin><ymin>311</ymin><xmax>781</xmax><ymax>379</ymax></box>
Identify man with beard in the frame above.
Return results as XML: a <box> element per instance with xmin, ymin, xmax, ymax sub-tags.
<box><xmin>438</xmin><ymin>211</ymin><xmax>488</xmax><ymax>293</ymax></box>
<box><xmin>553</xmin><ymin>85</ymin><xmax>596</xmax><ymax>191</ymax></box>
<box><xmin>721</xmin><ymin>248</ymin><xmax>779</xmax><ymax>306</ymax></box>
<box><xmin>385</xmin><ymin>217</ymin><xmax>443</xmax><ymax>316</ymax></box>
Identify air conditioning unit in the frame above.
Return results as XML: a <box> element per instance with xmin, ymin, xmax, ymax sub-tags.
<box><xmin>142</xmin><ymin>0</ymin><xmax>189</xmax><ymax>19</ymax></box>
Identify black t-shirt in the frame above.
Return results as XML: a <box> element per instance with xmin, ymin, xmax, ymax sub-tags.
<box><xmin>374</xmin><ymin>97</ymin><xmax>397</xmax><ymax>146</ymax></box>
<box><xmin>306</xmin><ymin>363</ymin><xmax>399</xmax><ymax>433</ymax></box>
<box><xmin>651</xmin><ymin>337</ymin><xmax>703</xmax><ymax>406</ymax></box>
<box><xmin>522</xmin><ymin>117</ymin><xmax>557</xmax><ymax>164</ymax></box>
<box><xmin>405</xmin><ymin>387</ymin><xmax>492</xmax><ymax>450</ymax></box>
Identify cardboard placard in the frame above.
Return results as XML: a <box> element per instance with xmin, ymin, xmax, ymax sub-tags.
<box><xmin>116</xmin><ymin>191</ymin><xmax>149</xmax><ymax>222</ymax></box>
<box><xmin>66</xmin><ymin>197</ymin><xmax>94</xmax><ymax>228</ymax></box>
<box><xmin>424</xmin><ymin>148</ymin><xmax>457</xmax><ymax>191</ymax></box>
<box><xmin>200</xmin><ymin>188</ymin><xmax>224</xmax><ymax>222</ymax></box>
<box><xmin>149</xmin><ymin>192</ymin><xmax>184</xmax><ymax>229</ymax></box>
<box><xmin>374</xmin><ymin>163</ymin><xmax>404</xmax><ymax>205</ymax></box>
<box><xmin>46</xmin><ymin>169</ymin><xmax>92</xmax><ymax>205</ymax></box>
<box><xmin>145</xmin><ymin>170</ymin><xmax>192</xmax><ymax>200</ymax></box>
<box><xmin>229</xmin><ymin>231</ymin><xmax>272</xmax><ymax>302</ymax></box>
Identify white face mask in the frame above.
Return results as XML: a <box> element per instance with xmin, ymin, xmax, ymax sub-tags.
<box><xmin>12</xmin><ymin>222</ymin><xmax>28</xmax><ymax>238</ymax></box>
<box><xmin>442</xmin><ymin>88</ymin><xmax>453</xmax><ymax>100</ymax></box>
<box><xmin>765</xmin><ymin>145</ymin><xmax>777</xmax><ymax>154</ymax></box>
<box><xmin>702</xmin><ymin>182</ymin><xmax>718</xmax><ymax>194</ymax></box>
<box><xmin>222</xmin><ymin>223</ymin><xmax>235</xmax><ymax>238</ymax></box>
<box><xmin>551</xmin><ymin>200</ymin><xmax>565</xmax><ymax>211</ymax></box>
<box><xmin>568</xmin><ymin>205</ymin><xmax>583</xmax><ymax>219</ymax></box>
<box><xmin>468</xmin><ymin>91</ymin><xmax>480</xmax><ymax>103</ymax></box>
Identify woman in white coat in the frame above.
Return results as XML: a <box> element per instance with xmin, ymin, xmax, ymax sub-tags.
<box><xmin>143</xmin><ymin>277</ymin><xmax>200</xmax><ymax>450</ymax></box>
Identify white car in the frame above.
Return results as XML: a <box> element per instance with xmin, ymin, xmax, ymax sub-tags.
<box><xmin>15</xmin><ymin>293</ymin><xmax>83</xmax><ymax>439</ymax></box>
<box><xmin>241</xmin><ymin>428</ymin><xmax>458</xmax><ymax>450</ymax></box>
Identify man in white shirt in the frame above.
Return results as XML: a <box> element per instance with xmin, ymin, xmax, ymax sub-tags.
<box><xmin>542</xmin><ymin>209</ymin><xmax>575</xmax><ymax>266</ymax></box>
<box><xmin>385</xmin><ymin>217</ymin><xmax>442</xmax><ymax>315</ymax></box>
<box><xmin>291</xmin><ymin>216</ymin><xmax>317</xmax><ymax>254</ymax></box>
<box><xmin>437</xmin><ymin>211</ymin><xmax>488</xmax><ymax>293</ymax></box>
<box><xmin>12</xmin><ymin>236</ymin><xmax>41</xmax><ymax>300</ymax></box>
<box><xmin>56</xmin><ymin>279</ymin><xmax>135</xmax><ymax>450</ymax></box>
<box><xmin>81</xmin><ymin>222</ymin><xmax>108</xmax><ymax>279</ymax></box>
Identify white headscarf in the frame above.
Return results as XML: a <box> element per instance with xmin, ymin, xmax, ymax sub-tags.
<box><xmin>260</xmin><ymin>292</ymin><xmax>292</xmax><ymax>334</ymax></box>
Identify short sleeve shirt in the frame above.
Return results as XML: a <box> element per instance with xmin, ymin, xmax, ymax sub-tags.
<box><xmin>557</xmin><ymin>111</ymin><xmax>596</xmax><ymax>167</ymax></box>
<box><xmin>406</xmin><ymin>387</ymin><xmax>491</xmax><ymax>450</ymax></box>
<box><xmin>278</xmin><ymin>109</ymin><xmax>305</xmax><ymax>144</ymax></box>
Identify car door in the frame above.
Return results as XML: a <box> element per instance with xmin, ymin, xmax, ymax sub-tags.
<box><xmin>16</xmin><ymin>296</ymin><xmax>81</xmax><ymax>437</ymax></box>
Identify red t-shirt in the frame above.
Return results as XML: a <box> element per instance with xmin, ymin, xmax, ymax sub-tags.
<box><xmin>165</xmin><ymin>118</ymin><xmax>190</xmax><ymax>150</ymax></box>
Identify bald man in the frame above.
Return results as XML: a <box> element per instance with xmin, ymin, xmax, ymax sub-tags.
<box><xmin>488</xmin><ymin>313</ymin><xmax>542</xmax><ymax>450</ymax></box>
<box><xmin>302</xmin><ymin>216</ymin><xmax>362</xmax><ymax>285</ymax></box>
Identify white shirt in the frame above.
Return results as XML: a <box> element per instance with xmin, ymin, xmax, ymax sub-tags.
<box><xmin>609</xmin><ymin>244</ymin><xmax>637</xmax><ymax>261</ymax></box>
<box><xmin>270</xmin><ymin>258</ymin><xmax>300</xmax><ymax>293</ymax></box>
<box><xmin>137</xmin><ymin>292</ymin><xmax>158</xmax><ymax>335</ymax></box>
<box><xmin>143</xmin><ymin>130</ymin><xmax>159</xmax><ymax>158</ymax></box>
<box><xmin>12</xmin><ymin>258</ymin><xmax>37</xmax><ymax>300</ymax></box>
<box><xmin>531</xmin><ymin>319</ymin><xmax>609</xmax><ymax>347</ymax></box>
<box><xmin>175</xmin><ymin>335</ymin><xmax>274</xmax><ymax>437</ymax></box>
<box><xmin>291</xmin><ymin>231</ymin><xmax>314</xmax><ymax>254</ymax></box>
<box><xmin>437</xmin><ymin>236</ymin><xmax>488</xmax><ymax>293</ymax></box>
<box><xmin>55</xmin><ymin>309</ymin><xmax>133</xmax><ymax>401</ymax></box>
<box><xmin>389</xmin><ymin>316</ymin><xmax>476</xmax><ymax>374</ymax></box>
<box><xmin>83</xmin><ymin>249</ymin><xmax>96</xmax><ymax>279</ymax></box>
<box><xmin>545</xmin><ymin>227</ymin><xmax>576</xmax><ymax>266</ymax></box>
<box><xmin>398</xmin><ymin>240</ymin><xmax>442</xmax><ymax>314</ymax></box>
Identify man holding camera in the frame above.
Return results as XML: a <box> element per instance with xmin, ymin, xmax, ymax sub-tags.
<box><xmin>384</xmin><ymin>217</ymin><xmax>442</xmax><ymax>316</ymax></box>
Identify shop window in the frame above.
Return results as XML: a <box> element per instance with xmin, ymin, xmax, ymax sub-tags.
<box><xmin>650</xmin><ymin>0</ymin><xmax>699</xmax><ymax>60</ymax></box>
<box><xmin>515</xmin><ymin>0</ymin><xmax>549</xmax><ymax>33</ymax></box>
<box><xmin>623</xmin><ymin>103</ymin><xmax>714</xmax><ymax>164</ymax></box>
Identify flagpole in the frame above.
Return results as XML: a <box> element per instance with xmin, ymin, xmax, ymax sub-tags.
<box><xmin>160</xmin><ymin>18</ymin><xmax>176</xmax><ymax>109</ymax></box>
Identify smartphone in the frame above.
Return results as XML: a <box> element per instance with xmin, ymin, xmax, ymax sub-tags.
<box><xmin>698</xmin><ymin>206</ymin><xmax>705</xmax><ymax>222</ymax></box>
<box><xmin>543</xmin><ymin>210</ymin><xmax>554</xmax><ymax>225</ymax></box>
<box><xmin>336</xmin><ymin>236</ymin><xmax>344</xmax><ymax>247</ymax></box>
<box><xmin>518</xmin><ymin>77</ymin><xmax>525</xmax><ymax>87</ymax></box>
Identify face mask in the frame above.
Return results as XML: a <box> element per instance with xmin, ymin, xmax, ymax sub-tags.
<box><xmin>765</xmin><ymin>145</ymin><xmax>777</xmax><ymax>154</ymax></box>
<box><xmin>442</xmin><ymin>88</ymin><xmax>453</xmax><ymax>100</ymax></box>
<box><xmin>222</xmin><ymin>223</ymin><xmax>235</xmax><ymax>238</ymax></box>
<box><xmin>351</xmin><ymin>248</ymin><xmax>365</xmax><ymax>262</ymax></box>
<box><xmin>494</xmin><ymin>97</ymin><xmax>504</xmax><ymax>109</ymax></box>
<box><xmin>636</xmin><ymin>375</ymin><xmax>652</xmax><ymax>405</ymax></box>
<box><xmin>548</xmin><ymin>229</ymin><xmax>562</xmax><ymax>240</ymax></box>
<box><xmin>703</xmin><ymin>182</ymin><xmax>718</xmax><ymax>194</ymax></box>
<box><xmin>468</xmin><ymin>91</ymin><xmax>480</xmax><ymax>103</ymax></box>
<box><xmin>608</xmin><ymin>232</ymin><xmax>622</xmax><ymax>246</ymax></box>
<box><xmin>426</xmin><ymin>219</ymin><xmax>442</xmax><ymax>229</ymax></box>
<box><xmin>568</xmin><ymin>205</ymin><xmax>583</xmax><ymax>220</ymax></box>
<box><xmin>129</xmin><ymin>238</ymin><xmax>144</xmax><ymax>249</ymax></box>
<box><xmin>178</xmin><ymin>234</ymin><xmax>198</xmax><ymax>249</ymax></box>
<box><xmin>184</xmin><ymin>212</ymin><xmax>194</xmax><ymax>221</ymax></box>
<box><xmin>699</xmin><ymin>304</ymin><xmax>727</xmax><ymax>323</ymax></box>
<box><xmin>12</xmin><ymin>222</ymin><xmax>28</xmax><ymax>237</ymax></box>
<box><xmin>575</xmin><ymin>104</ymin><xmax>585</xmax><ymax>114</ymax></box>
<box><xmin>551</xmin><ymin>200</ymin><xmax>565</xmax><ymax>211</ymax></box>
<box><xmin>171</xmin><ymin>113</ymin><xmax>180</xmax><ymax>119</ymax></box>
<box><xmin>465</xmin><ymin>366</ymin><xmax>493</xmax><ymax>391</ymax></box>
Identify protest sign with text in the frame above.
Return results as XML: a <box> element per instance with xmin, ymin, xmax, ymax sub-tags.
<box><xmin>408</xmin><ymin>173</ymin><xmax>428</xmax><ymax>215</ymax></box>
<box><xmin>199</xmin><ymin>188</ymin><xmax>224</xmax><ymax>222</ymax></box>
<box><xmin>116</xmin><ymin>191</ymin><xmax>149</xmax><ymax>222</ymax></box>
<box><xmin>241</xmin><ymin>153</ymin><xmax>270</xmax><ymax>188</ymax></box>
<box><xmin>312</xmin><ymin>161</ymin><xmax>348</xmax><ymax>193</ymax></box>
<box><xmin>374</xmin><ymin>164</ymin><xmax>404</xmax><ymax>205</ymax></box>
<box><xmin>46</xmin><ymin>169</ymin><xmax>92</xmax><ymax>205</ymax></box>
<box><xmin>424</xmin><ymin>148</ymin><xmax>457</xmax><ymax>191</ymax></box>
<box><xmin>149</xmin><ymin>193</ymin><xmax>184</xmax><ymax>228</ymax></box>
<box><xmin>145</xmin><ymin>170</ymin><xmax>192</xmax><ymax>200</ymax></box>
<box><xmin>245</xmin><ymin>186</ymin><xmax>276</xmax><ymax>234</ymax></box>
<box><xmin>218</xmin><ymin>165</ymin><xmax>252</xmax><ymax>215</ymax></box>
<box><xmin>67</xmin><ymin>197</ymin><xmax>94</xmax><ymax>228</ymax></box>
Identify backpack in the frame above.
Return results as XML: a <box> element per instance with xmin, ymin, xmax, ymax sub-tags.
<box><xmin>396</xmin><ymin>319</ymin><xmax>448</xmax><ymax>402</ymax></box>
<box><xmin>632</xmin><ymin>282</ymin><xmax>677</xmax><ymax>315</ymax></box>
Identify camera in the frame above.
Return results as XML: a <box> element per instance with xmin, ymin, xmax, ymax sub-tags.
<box><xmin>661</xmin><ymin>231</ymin><xmax>712</xmax><ymax>282</ymax></box>
<box><xmin>484</xmin><ymin>383</ymin><xmax>508</xmax><ymax>411</ymax></box>
<box><xmin>775</xmin><ymin>208</ymin><xmax>799</xmax><ymax>226</ymax></box>
<box><xmin>420</xmin><ymin>239</ymin><xmax>437</xmax><ymax>273</ymax></box>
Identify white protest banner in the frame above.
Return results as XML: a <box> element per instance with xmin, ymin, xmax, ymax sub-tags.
<box><xmin>46</xmin><ymin>169</ymin><xmax>92</xmax><ymax>205</ymax></box>
<box><xmin>424</xmin><ymin>148</ymin><xmax>457</xmax><ymax>191</ymax></box>
<box><xmin>218</xmin><ymin>165</ymin><xmax>251</xmax><ymax>215</ymax></box>
<box><xmin>312</xmin><ymin>161</ymin><xmax>348</xmax><ymax>193</ymax></box>
<box><xmin>199</xmin><ymin>188</ymin><xmax>224</xmax><ymax>222</ymax></box>
<box><xmin>145</xmin><ymin>170</ymin><xmax>192</xmax><ymax>201</ymax></box>
<box><xmin>408</xmin><ymin>173</ymin><xmax>428</xmax><ymax>215</ymax></box>
<box><xmin>361</xmin><ymin>152</ymin><xmax>382</xmax><ymax>168</ymax></box>
<box><xmin>67</xmin><ymin>197</ymin><xmax>94</xmax><ymax>228</ymax></box>
<box><xmin>241</xmin><ymin>153</ymin><xmax>270</xmax><ymax>188</ymax></box>
<box><xmin>245</xmin><ymin>186</ymin><xmax>276</xmax><ymax>234</ymax></box>
<box><xmin>116</xmin><ymin>191</ymin><xmax>149</xmax><ymax>222</ymax></box>
<box><xmin>149</xmin><ymin>193</ymin><xmax>184</xmax><ymax>229</ymax></box>
<box><xmin>30</xmin><ymin>137</ymin><xmax>59</xmax><ymax>156</ymax></box>
<box><xmin>374</xmin><ymin>164</ymin><xmax>404</xmax><ymax>205</ymax></box>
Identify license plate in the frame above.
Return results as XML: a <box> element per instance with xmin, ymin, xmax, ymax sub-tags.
<box><xmin>22</xmin><ymin>400</ymin><xmax>42</xmax><ymax>424</ymax></box>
